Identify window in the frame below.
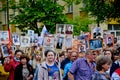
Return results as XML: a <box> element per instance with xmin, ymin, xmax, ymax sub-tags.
<box><xmin>108</xmin><ymin>24</ymin><xmax>120</xmax><ymax>36</ymax></box>
<box><xmin>68</xmin><ymin>4</ymin><xmax>73</xmax><ymax>13</ymax></box>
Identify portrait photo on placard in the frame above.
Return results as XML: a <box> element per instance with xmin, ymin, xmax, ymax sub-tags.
<box><xmin>28</xmin><ymin>30</ymin><xmax>34</xmax><ymax>36</ymax></box>
<box><xmin>93</xmin><ymin>27</ymin><xmax>103</xmax><ymax>38</ymax></box>
<box><xmin>89</xmin><ymin>39</ymin><xmax>103</xmax><ymax>50</ymax></box>
<box><xmin>33</xmin><ymin>33</ymin><xmax>38</xmax><ymax>43</ymax></box>
<box><xmin>21</xmin><ymin>36</ymin><xmax>30</xmax><ymax>47</ymax></box>
<box><xmin>56</xmin><ymin>24</ymin><xmax>65</xmax><ymax>34</ymax></box>
<box><xmin>0</xmin><ymin>31</ymin><xmax>9</xmax><ymax>44</ymax></box>
<box><xmin>12</xmin><ymin>33</ymin><xmax>20</xmax><ymax>45</ymax></box>
<box><xmin>72</xmin><ymin>39</ymin><xmax>79</xmax><ymax>51</ymax></box>
<box><xmin>56</xmin><ymin>37</ymin><xmax>64</xmax><ymax>49</ymax></box>
<box><xmin>117</xmin><ymin>36</ymin><xmax>120</xmax><ymax>44</ymax></box>
<box><xmin>79</xmin><ymin>44</ymin><xmax>86</xmax><ymax>53</ymax></box>
<box><xmin>43</xmin><ymin>36</ymin><xmax>54</xmax><ymax>48</ymax></box>
<box><xmin>1</xmin><ymin>45</ymin><xmax>9</xmax><ymax>57</ymax></box>
<box><xmin>65</xmin><ymin>24</ymin><xmax>73</xmax><ymax>34</ymax></box>
<box><xmin>10</xmin><ymin>46</ymin><xmax>17</xmax><ymax>53</ymax></box>
<box><xmin>106</xmin><ymin>34</ymin><xmax>114</xmax><ymax>47</ymax></box>
<box><xmin>65</xmin><ymin>35</ymin><xmax>72</xmax><ymax>48</ymax></box>
<box><xmin>84</xmin><ymin>32</ymin><xmax>91</xmax><ymax>40</ymax></box>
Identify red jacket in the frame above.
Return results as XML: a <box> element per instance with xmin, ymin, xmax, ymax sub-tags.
<box><xmin>4</xmin><ymin>58</ymin><xmax>20</xmax><ymax>80</ymax></box>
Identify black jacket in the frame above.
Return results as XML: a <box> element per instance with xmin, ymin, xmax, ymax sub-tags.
<box><xmin>14</xmin><ymin>63</ymin><xmax>34</xmax><ymax>80</ymax></box>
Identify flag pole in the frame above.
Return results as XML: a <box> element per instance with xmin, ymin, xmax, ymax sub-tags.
<box><xmin>7</xmin><ymin>0</ymin><xmax>11</xmax><ymax>42</ymax></box>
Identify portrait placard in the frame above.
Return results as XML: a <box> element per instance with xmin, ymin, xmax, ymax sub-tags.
<box><xmin>78</xmin><ymin>44</ymin><xmax>86</xmax><ymax>53</ymax></box>
<box><xmin>117</xmin><ymin>36</ymin><xmax>120</xmax><ymax>44</ymax></box>
<box><xmin>10</xmin><ymin>46</ymin><xmax>17</xmax><ymax>53</ymax></box>
<box><xmin>28</xmin><ymin>30</ymin><xmax>34</xmax><ymax>36</ymax></box>
<box><xmin>12</xmin><ymin>33</ymin><xmax>20</xmax><ymax>45</ymax></box>
<box><xmin>0</xmin><ymin>31</ymin><xmax>9</xmax><ymax>44</ymax></box>
<box><xmin>65</xmin><ymin>35</ymin><xmax>72</xmax><ymax>48</ymax></box>
<box><xmin>1</xmin><ymin>45</ymin><xmax>9</xmax><ymax>57</ymax></box>
<box><xmin>106</xmin><ymin>34</ymin><xmax>114</xmax><ymax>48</ymax></box>
<box><xmin>56</xmin><ymin>24</ymin><xmax>65</xmax><ymax>34</ymax></box>
<box><xmin>84</xmin><ymin>32</ymin><xmax>91</xmax><ymax>40</ymax></box>
<box><xmin>89</xmin><ymin>39</ymin><xmax>103</xmax><ymax>50</ymax></box>
<box><xmin>21</xmin><ymin>36</ymin><xmax>30</xmax><ymax>47</ymax></box>
<box><xmin>65</xmin><ymin>24</ymin><xmax>73</xmax><ymax>34</ymax></box>
<box><xmin>72</xmin><ymin>39</ymin><xmax>80</xmax><ymax>51</ymax></box>
<box><xmin>34</xmin><ymin>33</ymin><xmax>38</xmax><ymax>43</ymax></box>
<box><xmin>56</xmin><ymin>36</ymin><xmax>65</xmax><ymax>49</ymax></box>
<box><xmin>43</xmin><ymin>36</ymin><xmax>55</xmax><ymax>48</ymax></box>
<box><xmin>93</xmin><ymin>27</ymin><xmax>103</xmax><ymax>38</ymax></box>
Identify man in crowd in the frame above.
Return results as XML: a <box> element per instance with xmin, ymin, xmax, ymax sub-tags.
<box><xmin>61</xmin><ymin>48</ymin><xmax>72</xmax><ymax>70</ymax></box>
<box><xmin>68</xmin><ymin>50</ymin><xmax>97</xmax><ymax>80</ymax></box>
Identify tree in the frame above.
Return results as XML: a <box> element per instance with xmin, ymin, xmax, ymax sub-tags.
<box><xmin>1</xmin><ymin>0</ymin><xmax>67</xmax><ymax>35</ymax></box>
<box><xmin>66</xmin><ymin>16</ymin><xmax>93</xmax><ymax>35</ymax></box>
<box><xmin>65</xmin><ymin>0</ymin><xmax>120</xmax><ymax>25</ymax></box>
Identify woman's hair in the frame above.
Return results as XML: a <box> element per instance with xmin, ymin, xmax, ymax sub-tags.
<box><xmin>15</xmin><ymin>50</ymin><xmax>24</xmax><ymax>55</ymax></box>
<box><xmin>96</xmin><ymin>55</ymin><xmax>112</xmax><ymax>71</ymax></box>
<box><xmin>20</xmin><ymin>54</ymin><xmax>29</xmax><ymax>63</ymax></box>
<box><xmin>44</xmin><ymin>50</ymin><xmax>56</xmax><ymax>57</ymax></box>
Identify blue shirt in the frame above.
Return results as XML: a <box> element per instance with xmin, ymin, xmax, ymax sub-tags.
<box><xmin>63</xmin><ymin>61</ymin><xmax>73</xmax><ymax>78</ymax></box>
<box><xmin>69</xmin><ymin>58</ymin><xmax>96</xmax><ymax>80</ymax></box>
<box><xmin>46</xmin><ymin>63</ymin><xmax>59</xmax><ymax>79</ymax></box>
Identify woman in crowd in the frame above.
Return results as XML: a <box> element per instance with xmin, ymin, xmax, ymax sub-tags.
<box><xmin>4</xmin><ymin>50</ymin><xmax>23</xmax><ymax>80</ymax></box>
<box><xmin>33</xmin><ymin>51</ymin><xmax>43</xmax><ymax>80</ymax></box>
<box><xmin>35</xmin><ymin>50</ymin><xmax>62</xmax><ymax>80</ymax></box>
<box><xmin>14</xmin><ymin>54</ymin><xmax>34</xmax><ymax>80</ymax></box>
<box><xmin>91</xmin><ymin>55</ymin><xmax>112</xmax><ymax>80</ymax></box>
<box><xmin>103</xmin><ymin>48</ymin><xmax>114</xmax><ymax>76</ymax></box>
<box><xmin>33</xmin><ymin>50</ymin><xmax>42</xmax><ymax>68</ymax></box>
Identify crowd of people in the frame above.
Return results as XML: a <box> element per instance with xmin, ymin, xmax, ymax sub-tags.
<box><xmin>0</xmin><ymin>44</ymin><xmax>120</xmax><ymax>80</ymax></box>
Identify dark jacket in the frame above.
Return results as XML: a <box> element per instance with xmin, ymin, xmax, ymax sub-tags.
<box><xmin>61</xmin><ymin>58</ymin><xmax>70</xmax><ymax>70</ymax></box>
<box><xmin>14</xmin><ymin>63</ymin><xmax>34</xmax><ymax>80</ymax></box>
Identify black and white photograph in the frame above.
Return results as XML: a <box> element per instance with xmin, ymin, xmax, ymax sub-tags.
<box><xmin>65</xmin><ymin>35</ymin><xmax>72</xmax><ymax>48</ymax></box>
<box><xmin>1</xmin><ymin>45</ymin><xmax>9</xmax><ymax>57</ymax></box>
<box><xmin>10</xmin><ymin>46</ymin><xmax>17</xmax><ymax>53</ymax></box>
<box><xmin>89</xmin><ymin>39</ymin><xmax>103</xmax><ymax>50</ymax></box>
<box><xmin>79</xmin><ymin>44</ymin><xmax>86</xmax><ymax>53</ymax></box>
<box><xmin>12</xmin><ymin>33</ymin><xmax>20</xmax><ymax>45</ymax></box>
<box><xmin>21</xmin><ymin>36</ymin><xmax>30</xmax><ymax>47</ymax></box>
<box><xmin>56</xmin><ymin>37</ymin><xmax>64</xmax><ymax>49</ymax></box>
<box><xmin>33</xmin><ymin>33</ymin><xmax>38</xmax><ymax>43</ymax></box>
<box><xmin>0</xmin><ymin>31</ymin><xmax>9</xmax><ymax>44</ymax></box>
<box><xmin>28</xmin><ymin>30</ymin><xmax>34</xmax><ymax>36</ymax></box>
<box><xmin>65</xmin><ymin>24</ymin><xmax>73</xmax><ymax>34</ymax></box>
<box><xmin>93</xmin><ymin>27</ymin><xmax>103</xmax><ymax>38</ymax></box>
<box><xmin>56</xmin><ymin>24</ymin><xmax>65</xmax><ymax>34</ymax></box>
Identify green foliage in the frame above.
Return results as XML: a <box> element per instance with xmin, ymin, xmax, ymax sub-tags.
<box><xmin>66</xmin><ymin>0</ymin><xmax>120</xmax><ymax>24</ymax></box>
<box><xmin>5</xmin><ymin>0</ymin><xmax>67</xmax><ymax>35</ymax></box>
<box><xmin>66</xmin><ymin>16</ymin><xmax>93</xmax><ymax>36</ymax></box>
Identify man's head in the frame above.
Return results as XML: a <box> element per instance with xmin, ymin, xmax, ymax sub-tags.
<box><xmin>66</xmin><ymin>48</ymin><xmax>72</xmax><ymax>58</ymax></box>
<box><xmin>70</xmin><ymin>51</ymin><xmax>78</xmax><ymax>62</ymax></box>
<box><xmin>85</xmin><ymin>49</ymin><xmax>97</xmax><ymax>62</ymax></box>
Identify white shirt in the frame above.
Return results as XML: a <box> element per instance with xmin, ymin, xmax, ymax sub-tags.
<box><xmin>111</xmin><ymin>72</ymin><xmax>120</xmax><ymax>80</ymax></box>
